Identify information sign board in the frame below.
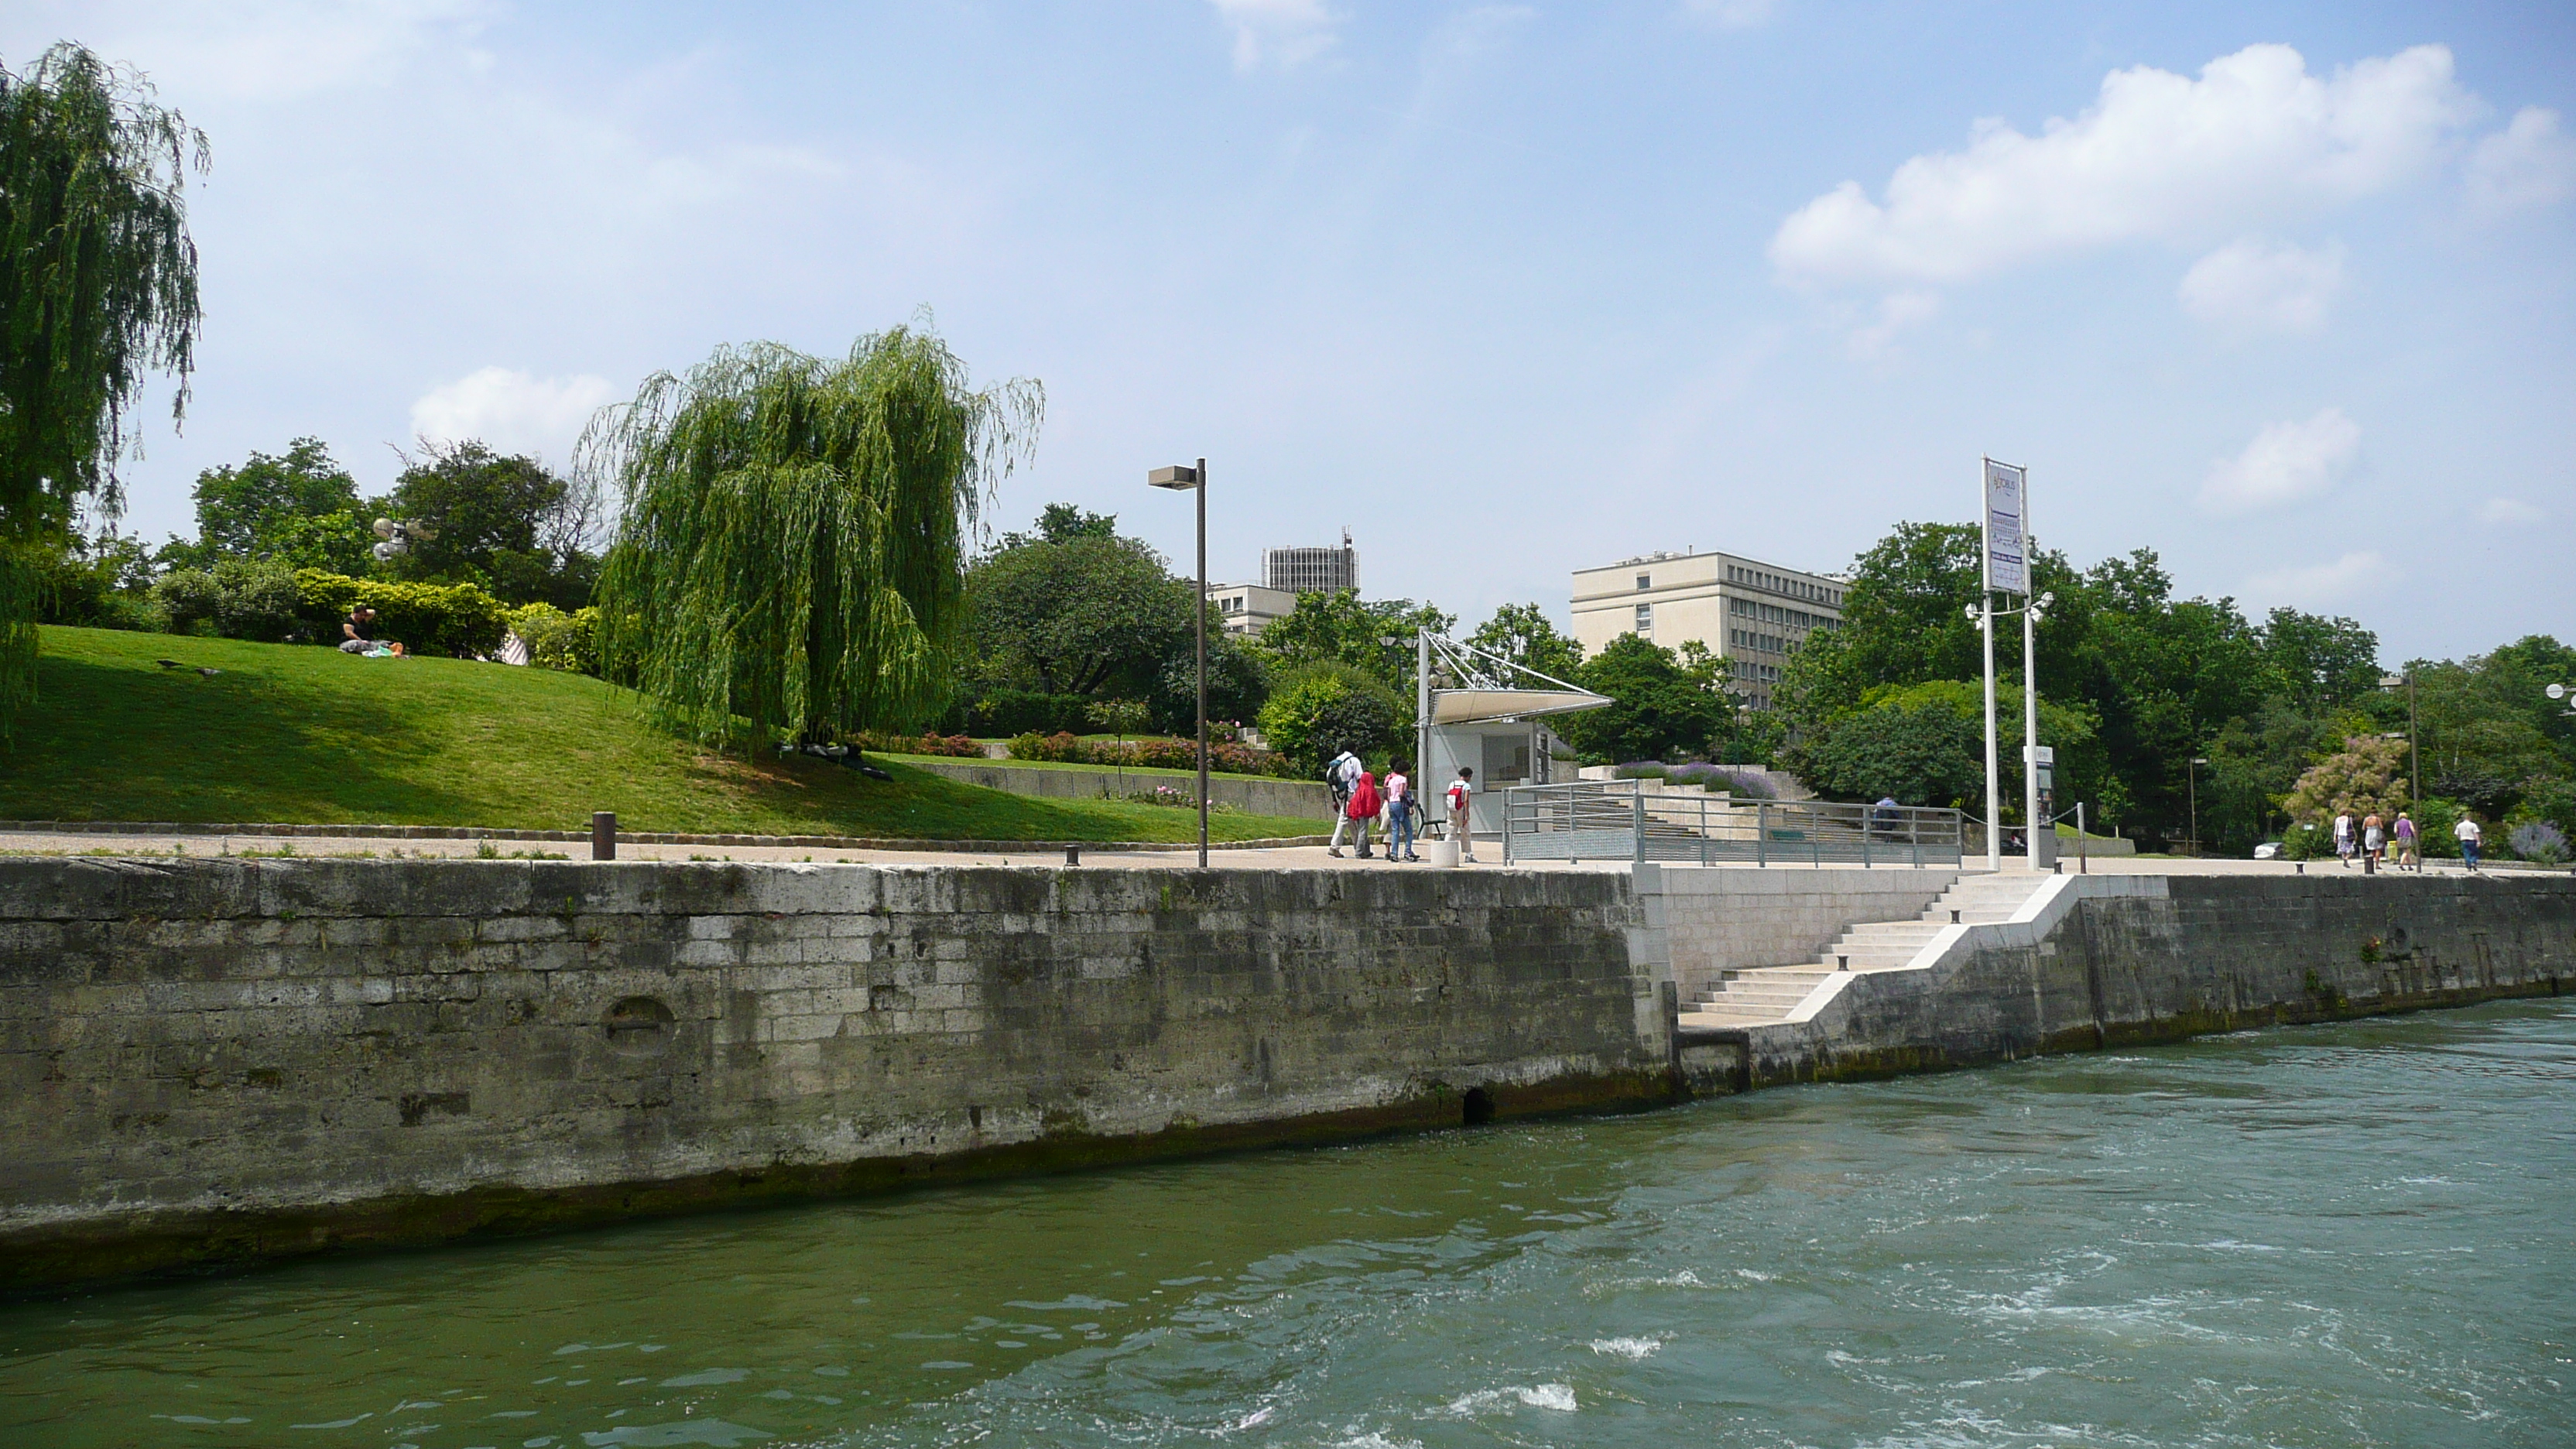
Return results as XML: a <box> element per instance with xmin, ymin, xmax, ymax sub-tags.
<box><xmin>1983</xmin><ymin>459</ymin><xmax>2027</xmax><ymax>595</ymax></box>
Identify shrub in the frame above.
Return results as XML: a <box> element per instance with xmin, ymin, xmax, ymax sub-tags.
<box><xmin>849</xmin><ymin>730</ymin><xmax>983</xmax><ymax>758</ymax></box>
<box><xmin>2509</xmin><ymin>820</ymin><xmax>2568</xmax><ymax>865</ymax></box>
<box><xmin>151</xmin><ymin>560</ymin><xmax>302</xmax><ymax>642</ymax></box>
<box><xmin>1004</xmin><ymin>729</ymin><xmax>1298</xmax><ymax>777</ymax></box>
<box><xmin>1612</xmin><ymin>761</ymin><xmax>1669</xmax><ymax>779</ymax></box>
<box><xmin>150</xmin><ymin>567</ymin><xmax>221</xmax><ymax>635</ymax></box>
<box><xmin>954</xmin><ymin>689</ymin><xmax>1097</xmax><ymax>738</ymax></box>
<box><xmin>1008</xmin><ymin>731</ymin><xmax>1084</xmax><ymax>762</ymax></box>
<box><xmin>1255</xmin><ymin>663</ymin><xmax>1403</xmax><ymax>774</ymax></box>
<box><xmin>504</xmin><ymin>602</ymin><xmax>601</xmax><ymax>673</ymax></box>
<box><xmin>293</xmin><ymin>570</ymin><xmax>509</xmax><ymax>659</ymax></box>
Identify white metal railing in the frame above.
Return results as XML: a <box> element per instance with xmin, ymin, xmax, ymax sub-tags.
<box><xmin>1500</xmin><ymin>779</ymin><xmax>1963</xmax><ymax>867</ymax></box>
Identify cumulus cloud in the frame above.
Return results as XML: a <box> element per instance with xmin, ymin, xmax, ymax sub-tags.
<box><xmin>1680</xmin><ymin>0</ymin><xmax>1773</xmax><ymax>29</ymax></box>
<box><xmin>410</xmin><ymin>368</ymin><xmax>615</xmax><ymax>464</ymax></box>
<box><xmin>2177</xmin><ymin>238</ymin><xmax>2346</xmax><ymax>334</ymax></box>
<box><xmin>1209</xmin><ymin>0</ymin><xmax>1340</xmax><ymax>70</ymax></box>
<box><xmin>2475</xmin><ymin>496</ymin><xmax>2547</xmax><ymax>525</ymax></box>
<box><xmin>2467</xmin><ymin>106</ymin><xmax>2576</xmax><ymax>215</ymax></box>
<box><xmin>2198</xmin><ymin>408</ymin><xmax>2360</xmax><ymax>515</ymax></box>
<box><xmin>50</xmin><ymin>0</ymin><xmax>501</xmax><ymax>101</ymax></box>
<box><xmin>1770</xmin><ymin>43</ymin><xmax>2473</xmax><ymax>286</ymax></box>
<box><xmin>2245</xmin><ymin>550</ymin><xmax>2386</xmax><ymax>608</ymax></box>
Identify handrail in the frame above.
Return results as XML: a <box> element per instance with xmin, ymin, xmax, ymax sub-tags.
<box><xmin>1499</xmin><ymin>779</ymin><xmax>1963</xmax><ymax>866</ymax></box>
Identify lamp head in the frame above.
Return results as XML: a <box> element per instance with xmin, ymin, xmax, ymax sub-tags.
<box><xmin>1146</xmin><ymin>464</ymin><xmax>1201</xmax><ymax>490</ymax></box>
<box><xmin>2037</xmin><ymin>591</ymin><xmax>2055</xmax><ymax>608</ymax></box>
<box><xmin>2550</xmin><ymin>683</ymin><xmax>2568</xmax><ymax>701</ymax></box>
<box><xmin>1964</xmin><ymin>604</ymin><xmax>1982</xmax><ymax>623</ymax></box>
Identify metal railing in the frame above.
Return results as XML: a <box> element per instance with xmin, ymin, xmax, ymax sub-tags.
<box><xmin>1500</xmin><ymin>779</ymin><xmax>1963</xmax><ymax>867</ymax></box>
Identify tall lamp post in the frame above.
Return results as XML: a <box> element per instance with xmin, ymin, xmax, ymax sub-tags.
<box><xmin>1148</xmin><ymin>460</ymin><xmax>1209</xmax><ymax>868</ymax></box>
<box><xmin>2188</xmin><ymin>756</ymin><xmax>2208</xmax><ymax>855</ymax></box>
<box><xmin>2382</xmin><ymin>672</ymin><xmax>2420</xmax><ymax>805</ymax></box>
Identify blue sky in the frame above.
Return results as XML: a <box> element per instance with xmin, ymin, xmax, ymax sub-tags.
<box><xmin>9</xmin><ymin>2</ymin><xmax>2571</xmax><ymax>664</ymax></box>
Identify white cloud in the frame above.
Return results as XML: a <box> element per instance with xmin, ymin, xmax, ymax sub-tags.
<box><xmin>2177</xmin><ymin>237</ymin><xmax>2346</xmax><ymax>334</ymax></box>
<box><xmin>2467</xmin><ymin>106</ymin><xmax>2576</xmax><ymax>215</ymax></box>
<box><xmin>1845</xmin><ymin>289</ymin><xmax>1941</xmax><ymax>358</ymax></box>
<box><xmin>2476</xmin><ymin>496</ymin><xmax>2547</xmax><ymax>525</ymax></box>
<box><xmin>1680</xmin><ymin>0</ymin><xmax>1773</xmax><ymax>29</ymax></box>
<box><xmin>2245</xmin><ymin>550</ymin><xmax>2386</xmax><ymax>608</ymax></box>
<box><xmin>1770</xmin><ymin>43</ymin><xmax>2474</xmax><ymax>286</ymax></box>
<box><xmin>410</xmin><ymin>368</ymin><xmax>616</xmax><ymax>464</ymax></box>
<box><xmin>48</xmin><ymin>0</ymin><xmax>500</xmax><ymax>101</ymax></box>
<box><xmin>2198</xmin><ymin>407</ymin><xmax>2360</xmax><ymax>515</ymax></box>
<box><xmin>1209</xmin><ymin>0</ymin><xmax>1340</xmax><ymax>71</ymax></box>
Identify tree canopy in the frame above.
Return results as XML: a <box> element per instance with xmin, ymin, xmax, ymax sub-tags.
<box><xmin>1555</xmin><ymin>632</ymin><xmax>1735</xmax><ymax>765</ymax></box>
<box><xmin>591</xmin><ymin>328</ymin><xmax>1041</xmax><ymax>748</ymax></box>
<box><xmin>965</xmin><ymin>526</ymin><xmax>1190</xmax><ymax>697</ymax></box>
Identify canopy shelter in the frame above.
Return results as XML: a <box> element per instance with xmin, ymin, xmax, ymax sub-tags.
<box><xmin>1416</xmin><ymin>633</ymin><xmax>1612</xmax><ymax>817</ymax></box>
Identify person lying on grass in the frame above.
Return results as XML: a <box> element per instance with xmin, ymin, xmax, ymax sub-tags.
<box><xmin>338</xmin><ymin>606</ymin><xmax>402</xmax><ymax>656</ymax></box>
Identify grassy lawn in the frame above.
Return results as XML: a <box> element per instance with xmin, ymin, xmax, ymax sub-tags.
<box><xmin>5</xmin><ymin>627</ymin><xmax>1320</xmax><ymax>842</ymax></box>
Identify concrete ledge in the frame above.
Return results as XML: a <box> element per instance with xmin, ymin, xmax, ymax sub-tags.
<box><xmin>0</xmin><ymin>820</ymin><xmax>1330</xmax><ymax>852</ymax></box>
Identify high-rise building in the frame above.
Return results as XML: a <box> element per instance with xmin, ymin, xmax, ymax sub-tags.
<box><xmin>1570</xmin><ymin>548</ymin><xmax>1845</xmax><ymax>711</ymax></box>
<box><xmin>1262</xmin><ymin>529</ymin><xmax>1357</xmax><ymax>594</ymax></box>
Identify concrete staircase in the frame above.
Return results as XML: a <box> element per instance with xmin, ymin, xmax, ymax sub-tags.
<box><xmin>1680</xmin><ymin>872</ymin><xmax>2053</xmax><ymax>1029</ymax></box>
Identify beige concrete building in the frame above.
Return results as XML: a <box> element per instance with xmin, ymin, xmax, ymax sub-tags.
<box><xmin>1207</xmin><ymin>582</ymin><xmax>1297</xmax><ymax>637</ymax></box>
<box><xmin>1570</xmin><ymin>549</ymin><xmax>1845</xmax><ymax>710</ymax></box>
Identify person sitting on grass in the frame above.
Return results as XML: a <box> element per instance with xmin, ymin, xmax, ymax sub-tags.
<box><xmin>339</xmin><ymin>605</ymin><xmax>392</xmax><ymax>655</ymax></box>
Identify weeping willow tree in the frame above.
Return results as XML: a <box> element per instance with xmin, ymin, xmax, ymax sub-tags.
<box><xmin>0</xmin><ymin>44</ymin><xmax>205</xmax><ymax>729</ymax></box>
<box><xmin>588</xmin><ymin>329</ymin><xmax>1042</xmax><ymax>752</ymax></box>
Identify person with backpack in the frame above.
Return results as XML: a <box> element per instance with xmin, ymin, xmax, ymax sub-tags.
<box><xmin>1382</xmin><ymin>761</ymin><xmax>1417</xmax><ymax>862</ymax></box>
<box><xmin>1341</xmin><ymin>766</ymin><xmax>1382</xmax><ymax>859</ymax></box>
<box><xmin>1446</xmin><ymin>766</ymin><xmax>1477</xmax><ymax>863</ymax></box>
<box><xmin>1325</xmin><ymin>747</ymin><xmax>1362</xmax><ymax>856</ymax></box>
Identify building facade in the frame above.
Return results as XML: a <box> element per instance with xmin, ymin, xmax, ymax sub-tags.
<box><xmin>1569</xmin><ymin>549</ymin><xmax>1845</xmax><ymax>711</ymax></box>
<box><xmin>1205</xmin><ymin>582</ymin><xmax>1298</xmax><ymax>637</ymax></box>
<box><xmin>1262</xmin><ymin>529</ymin><xmax>1357</xmax><ymax>594</ymax></box>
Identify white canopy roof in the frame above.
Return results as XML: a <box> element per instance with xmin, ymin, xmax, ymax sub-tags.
<box><xmin>1430</xmin><ymin>687</ymin><xmax>1612</xmax><ymax>725</ymax></box>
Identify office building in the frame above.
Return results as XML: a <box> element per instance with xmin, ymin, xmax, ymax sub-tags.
<box><xmin>1205</xmin><ymin>582</ymin><xmax>1297</xmax><ymax>637</ymax></box>
<box><xmin>1262</xmin><ymin>529</ymin><xmax>1357</xmax><ymax>594</ymax></box>
<box><xmin>1570</xmin><ymin>548</ymin><xmax>1845</xmax><ymax>711</ymax></box>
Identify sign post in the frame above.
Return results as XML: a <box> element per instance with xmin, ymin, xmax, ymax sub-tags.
<box><xmin>1981</xmin><ymin>459</ymin><xmax>2026</xmax><ymax>872</ymax></box>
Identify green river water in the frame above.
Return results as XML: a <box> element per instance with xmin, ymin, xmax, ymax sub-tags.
<box><xmin>5</xmin><ymin>999</ymin><xmax>2571</xmax><ymax>1448</ymax></box>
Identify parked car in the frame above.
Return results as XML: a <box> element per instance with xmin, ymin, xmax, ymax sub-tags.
<box><xmin>2252</xmin><ymin>841</ymin><xmax>2282</xmax><ymax>859</ymax></box>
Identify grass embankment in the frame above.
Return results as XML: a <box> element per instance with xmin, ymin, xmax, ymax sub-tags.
<box><xmin>6</xmin><ymin>628</ymin><xmax>1321</xmax><ymax>842</ymax></box>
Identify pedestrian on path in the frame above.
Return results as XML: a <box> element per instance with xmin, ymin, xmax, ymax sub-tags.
<box><xmin>2363</xmin><ymin>811</ymin><xmax>2384</xmax><ymax>868</ymax></box>
<box><xmin>2455</xmin><ymin>813</ymin><xmax>2482</xmax><ymax>872</ymax></box>
<box><xmin>1447</xmin><ymin>766</ymin><xmax>1477</xmax><ymax>863</ymax></box>
<box><xmin>1340</xmin><ymin>767</ymin><xmax>1382</xmax><ymax>859</ymax></box>
<box><xmin>2334</xmin><ymin>809</ymin><xmax>2355</xmax><ymax>868</ymax></box>
<box><xmin>1326</xmin><ymin>747</ymin><xmax>1363</xmax><ymax>856</ymax></box>
<box><xmin>2394</xmin><ymin>810</ymin><xmax>2419</xmax><ymax>872</ymax></box>
<box><xmin>1383</xmin><ymin>762</ymin><xmax>1417</xmax><ymax>862</ymax></box>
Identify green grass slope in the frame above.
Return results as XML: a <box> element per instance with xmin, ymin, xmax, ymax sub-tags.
<box><xmin>5</xmin><ymin>628</ymin><xmax>1321</xmax><ymax>842</ymax></box>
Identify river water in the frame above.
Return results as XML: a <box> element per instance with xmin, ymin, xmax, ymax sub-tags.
<box><xmin>5</xmin><ymin>1000</ymin><xmax>2571</xmax><ymax>1448</ymax></box>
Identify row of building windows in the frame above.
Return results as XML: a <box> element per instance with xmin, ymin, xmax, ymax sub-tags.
<box><xmin>1726</xmin><ymin>564</ymin><xmax>1840</xmax><ymax>608</ymax></box>
<box><xmin>1731</xmin><ymin>658</ymin><xmax>1780</xmax><ymax>683</ymax></box>
<box><xmin>1728</xmin><ymin>595</ymin><xmax>1830</xmax><ymax>631</ymax></box>
<box><xmin>1729</xmin><ymin>628</ymin><xmax>1792</xmax><ymax>655</ymax></box>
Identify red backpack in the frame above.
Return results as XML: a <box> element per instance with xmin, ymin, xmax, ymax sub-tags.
<box><xmin>1347</xmin><ymin>772</ymin><xmax>1381</xmax><ymax>819</ymax></box>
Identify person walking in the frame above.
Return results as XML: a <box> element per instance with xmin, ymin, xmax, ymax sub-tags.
<box><xmin>1383</xmin><ymin>762</ymin><xmax>1417</xmax><ymax>862</ymax></box>
<box><xmin>2393</xmin><ymin>810</ymin><xmax>2419</xmax><ymax>872</ymax></box>
<box><xmin>2455</xmin><ymin>813</ymin><xmax>2482</xmax><ymax>872</ymax></box>
<box><xmin>1342</xmin><ymin>766</ymin><xmax>1382</xmax><ymax>860</ymax></box>
<box><xmin>2362</xmin><ymin>811</ymin><xmax>2384</xmax><ymax>868</ymax></box>
<box><xmin>1446</xmin><ymin>766</ymin><xmax>1477</xmax><ymax>863</ymax></box>
<box><xmin>1325</xmin><ymin>746</ymin><xmax>1362</xmax><ymax>857</ymax></box>
<box><xmin>2333</xmin><ymin>808</ymin><xmax>2355</xmax><ymax>868</ymax></box>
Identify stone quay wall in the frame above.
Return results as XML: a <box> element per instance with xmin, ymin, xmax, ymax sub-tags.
<box><xmin>0</xmin><ymin>858</ymin><xmax>1666</xmax><ymax>1291</ymax></box>
<box><xmin>1708</xmin><ymin>873</ymin><xmax>2575</xmax><ymax>1089</ymax></box>
<box><xmin>1633</xmin><ymin>864</ymin><xmax>1960</xmax><ymax>997</ymax></box>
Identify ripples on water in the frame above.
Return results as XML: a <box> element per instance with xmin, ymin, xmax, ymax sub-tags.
<box><xmin>5</xmin><ymin>1001</ymin><xmax>2571</xmax><ymax>1447</ymax></box>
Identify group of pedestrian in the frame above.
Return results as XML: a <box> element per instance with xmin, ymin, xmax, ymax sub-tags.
<box><xmin>1325</xmin><ymin>747</ymin><xmax>1477</xmax><ymax>862</ymax></box>
<box><xmin>2330</xmin><ymin>806</ymin><xmax>2480</xmax><ymax>872</ymax></box>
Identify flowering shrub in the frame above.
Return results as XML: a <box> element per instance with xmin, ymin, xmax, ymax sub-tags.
<box><xmin>2509</xmin><ymin>820</ymin><xmax>2569</xmax><ymax>865</ymax></box>
<box><xmin>1007</xmin><ymin>731</ymin><xmax>1300</xmax><ymax>778</ymax></box>
<box><xmin>851</xmin><ymin>730</ymin><xmax>985</xmax><ymax>758</ymax></box>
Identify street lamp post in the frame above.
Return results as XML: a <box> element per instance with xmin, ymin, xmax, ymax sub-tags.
<box><xmin>2382</xmin><ymin>672</ymin><xmax>2420</xmax><ymax>805</ymax></box>
<box><xmin>1149</xmin><ymin>459</ymin><xmax>1209</xmax><ymax>868</ymax></box>
<box><xmin>2188</xmin><ymin>756</ymin><xmax>2208</xmax><ymax>856</ymax></box>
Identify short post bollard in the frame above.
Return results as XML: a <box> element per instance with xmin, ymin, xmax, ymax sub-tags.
<box><xmin>1064</xmin><ymin>844</ymin><xmax>1081</xmax><ymax>867</ymax></box>
<box><xmin>591</xmin><ymin>811</ymin><xmax>616</xmax><ymax>861</ymax></box>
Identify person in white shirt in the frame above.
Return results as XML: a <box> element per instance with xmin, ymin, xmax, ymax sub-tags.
<box><xmin>2333</xmin><ymin>810</ymin><xmax>2355</xmax><ymax>868</ymax></box>
<box><xmin>1326</xmin><ymin>748</ymin><xmax>1364</xmax><ymax>857</ymax></box>
<box><xmin>1446</xmin><ymin>767</ymin><xmax>1477</xmax><ymax>862</ymax></box>
<box><xmin>2454</xmin><ymin>814</ymin><xmax>2482</xmax><ymax>872</ymax></box>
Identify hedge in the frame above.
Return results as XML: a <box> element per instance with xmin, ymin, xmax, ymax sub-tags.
<box><xmin>945</xmin><ymin>688</ymin><xmax>1098</xmax><ymax>738</ymax></box>
<box><xmin>1005</xmin><ymin>731</ymin><xmax>1301</xmax><ymax>779</ymax></box>
<box><xmin>503</xmin><ymin>601</ymin><xmax>601</xmax><ymax>674</ymax></box>
<box><xmin>293</xmin><ymin>570</ymin><xmax>509</xmax><ymax>659</ymax></box>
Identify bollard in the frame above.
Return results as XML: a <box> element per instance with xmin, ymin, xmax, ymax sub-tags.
<box><xmin>1837</xmin><ymin>954</ymin><xmax>1848</xmax><ymax>971</ymax></box>
<box><xmin>1064</xmin><ymin>844</ymin><xmax>1081</xmax><ymax>867</ymax></box>
<box><xmin>2296</xmin><ymin>861</ymin><xmax>2304</xmax><ymax>874</ymax></box>
<box><xmin>591</xmin><ymin>811</ymin><xmax>616</xmax><ymax>861</ymax></box>
<box><xmin>2364</xmin><ymin>850</ymin><xmax>2376</xmax><ymax>875</ymax></box>
<box><xmin>1951</xmin><ymin>909</ymin><xmax>1961</xmax><ymax>924</ymax></box>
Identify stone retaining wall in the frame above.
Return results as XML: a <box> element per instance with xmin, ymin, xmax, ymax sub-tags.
<box><xmin>0</xmin><ymin>858</ymin><xmax>1666</xmax><ymax>1290</ymax></box>
<box><xmin>1636</xmin><ymin>864</ymin><xmax>1959</xmax><ymax>997</ymax></box>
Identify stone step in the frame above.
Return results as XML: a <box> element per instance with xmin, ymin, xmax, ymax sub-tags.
<box><xmin>1680</xmin><ymin>1006</ymin><xmax>1789</xmax><ymax>1029</ymax></box>
<box><xmin>1695</xmin><ymin>986</ymin><xmax>1813</xmax><ymax>1008</ymax></box>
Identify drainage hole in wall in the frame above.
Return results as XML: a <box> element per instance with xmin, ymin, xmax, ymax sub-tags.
<box><xmin>1462</xmin><ymin>1087</ymin><xmax>1495</xmax><ymax>1127</ymax></box>
<box><xmin>605</xmin><ymin>995</ymin><xmax>677</xmax><ymax>1055</ymax></box>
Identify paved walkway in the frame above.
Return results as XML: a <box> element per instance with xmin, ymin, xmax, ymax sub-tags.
<box><xmin>2</xmin><ymin>826</ymin><xmax>2552</xmax><ymax>878</ymax></box>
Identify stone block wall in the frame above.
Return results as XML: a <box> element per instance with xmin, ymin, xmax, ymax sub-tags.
<box><xmin>1639</xmin><ymin>863</ymin><xmax>1960</xmax><ymax>995</ymax></box>
<box><xmin>0</xmin><ymin>858</ymin><xmax>1664</xmax><ymax>1289</ymax></box>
